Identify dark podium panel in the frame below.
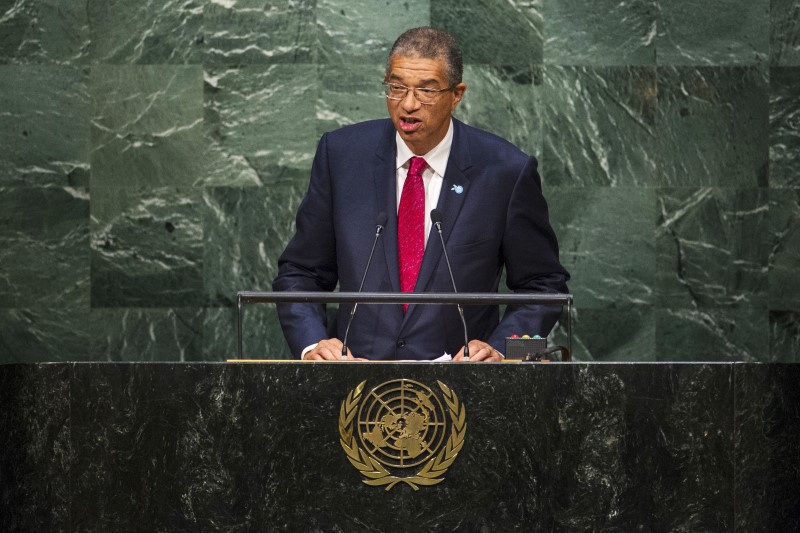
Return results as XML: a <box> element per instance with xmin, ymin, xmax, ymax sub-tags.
<box><xmin>2</xmin><ymin>362</ymin><xmax>799</xmax><ymax>532</ymax></box>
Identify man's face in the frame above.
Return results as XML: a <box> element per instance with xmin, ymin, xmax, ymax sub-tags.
<box><xmin>385</xmin><ymin>55</ymin><xmax>466</xmax><ymax>156</ymax></box>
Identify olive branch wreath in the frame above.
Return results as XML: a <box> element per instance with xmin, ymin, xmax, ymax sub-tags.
<box><xmin>338</xmin><ymin>380</ymin><xmax>467</xmax><ymax>491</ymax></box>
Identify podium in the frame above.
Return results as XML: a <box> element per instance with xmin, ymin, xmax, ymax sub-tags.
<box><xmin>2</xmin><ymin>362</ymin><xmax>799</xmax><ymax>531</ymax></box>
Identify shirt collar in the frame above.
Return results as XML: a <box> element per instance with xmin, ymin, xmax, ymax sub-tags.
<box><xmin>395</xmin><ymin>119</ymin><xmax>453</xmax><ymax>177</ymax></box>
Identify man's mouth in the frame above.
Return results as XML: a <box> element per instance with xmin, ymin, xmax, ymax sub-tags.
<box><xmin>399</xmin><ymin>116</ymin><xmax>422</xmax><ymax>132</ymax></box>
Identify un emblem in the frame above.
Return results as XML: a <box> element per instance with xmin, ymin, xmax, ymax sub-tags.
<box><xmin>338</xmin><ymin>379</ymin><xmax>467</xmax><ymax>490</ymax></box>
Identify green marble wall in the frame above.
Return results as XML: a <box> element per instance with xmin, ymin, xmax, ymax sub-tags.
<box><xmin>1</xmin><ymin>0</ymin><xmax>798</xmax><ymax>362</ymax></box>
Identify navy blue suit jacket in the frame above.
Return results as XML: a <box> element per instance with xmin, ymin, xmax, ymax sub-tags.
<box><xmin>272</xmin><ymin>118</ymin><xmax>569</xmax><ymax>360</ymax></box>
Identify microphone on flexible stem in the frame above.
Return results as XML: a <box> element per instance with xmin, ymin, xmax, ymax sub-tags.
<box><xmin>341</xmin><ymin>212</ymin><xmax>388</xmax><ymax>360</ymax></box>
<box><xmin>430</xmin><ymin>209</ymin><xmax>470</xmax><ymax>361</ymax></box>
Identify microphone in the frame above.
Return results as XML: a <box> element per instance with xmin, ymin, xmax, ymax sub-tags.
<box><xmin>430</xmin><ymin>209</ymin><xmax>470</xmax><ymax>361</ymax></box>
<box><xmin>341</xmin><ymin>212</ymin><xmax>388</xmax><ymax>360</ymax></box>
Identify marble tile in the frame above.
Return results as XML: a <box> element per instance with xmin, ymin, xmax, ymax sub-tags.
<box><xmin>656</xmin><ymin>67</ymin><xmax>769</xmax><ymax>187</ymax></box>
<box><xmin>769</xmin><ymin>189</ymin><xmax>800</xmax><ymax>309</ymax></box>
<box><xmin>657</xmin><ymin>188</ymin><xmax>770</xmax><ymax>309</ymax></box>
<box><xmin>541</xmin><ymin>66</ymin><xmax>657</xmax><ymax>186</ymax></box>
<box><xmin>769</xmin><ymin>311</ymin><xmax>800</xmax><ymax>362</ymax></box>
<box><xmin>431</xmin><ymin>0</ymin><xmax>543</xmax><ymax>64</ymax></box>
<box><xmin>734</xmin><ymin>364</ymin><xmax>800</xmax><ymax>530</ymax></box>
<box><xmin>655</xmin><ymin>306</ymin><xmax>768</xmax><ymax>361</ymax></box>
<box><xmin>316</xmin><ymin>0</ymin><xmax>429</xmax><ymax>63</ymax></box>
<box><xmin>0</xmin><ymin>307</ymin><xmax>91</xmax><ymax>362</ymax></box>
<box><xmin>0</xmin><ymin>186</ymin><xmax>89</xmax><ymax>309</ymax></box>
<box><xmin>89</xmin><ymin>308</ymin><xmax>204</xmax><ymax>361</ymax></box>
<box><xmin>316</xmin><ymin>63</ymin><xmax>387</xmax><ymax>136</ymax></box>
<box><xmin>656</xmin><ymin>0</ymin><xmax>769</xmax><ymax>65</ymax></box>
<box><xmin>0</xmin><ymin>364</ymin><xmax>70</xmax><ymax>531</ymax></box>
<box><xmin>203</xmin><ymin>183</ymin><xmax>305</xmax><ymax>307</ymax></box>
<box><xmin>204</xmin><ymin>64</ymin><xmax>317</xmax><ymax>184</ymax></box>
<box><xmin>770</xmin><ymin>0</ymin><xmax>800</xmax><ymax>66</ymax></box>
<box><xmin>203</xmin><ymin>306</ymin><xmax>292</xmax><ymax>360</ymax></box>
<box><xmin>87</xmin><ymin>0</ymin><xmax>203</xmax><ymax>64</ymax></box>
<box><xmin>0</xmin><ymin>65</ymin><xmax>89</xmax><ymax>187</ymax></box>
<box><xmin>769</xmin><ymin>67</ymin><xmax>800</xmax><ymax>188</ymax></box>
<box><xmin>204</xmin><ymin>0</ymin><xmax>317</xmax><ymax>64</ymax></box>
<box><xmin>90</xmin><ymin>186</ymin><xmax>203</xmax><ymax>307</ymax></box>
<box><xmin>548</xmin><ymin>187</ymin><xmax>656</xmax><ymax>309</ymax></box>
<box><xmin>551</xmin><ymin>305</ymin><xmax>656</xmax><ymax>361</ymax></box>
<box><xmin>0</xmin><ymin>0</ymin><xmax>89</xmax><ymax>64</ymax></box>
<box><xmin>455</xmin><ymin>65</ymin><xmax>541</xmax><ymax>157</ymax></box>
<box><xmin>542</xmin><ymin>0</ymin><xmax>657</xmax><ymax>66</ymax></box>
<box><xmin>90</xmin><ymin>65</ymin><xmax>205</xmax><ymax>188</ymax></box>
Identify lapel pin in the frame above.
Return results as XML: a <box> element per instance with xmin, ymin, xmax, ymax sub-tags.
<box><xmin>451</xmin><ymin>185</ymin><xmax>464</xmax><ymax>194</ymax></box>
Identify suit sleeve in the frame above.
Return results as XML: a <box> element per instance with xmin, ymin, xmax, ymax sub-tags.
<box><xmin>485</xmin><ymin>156</ymin><xmax>570</xmax><ymax>351</ymax></box>
<box><xmin>272</xmin><ymin>133</ymin><xmax>339</xmax><ymax>357</ymax></box>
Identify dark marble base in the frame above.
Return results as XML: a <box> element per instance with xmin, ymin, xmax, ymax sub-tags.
<box><xmin>1</xmin><ymin>362</ymin><xmax>798</xmax><ymax>532</ymax></box>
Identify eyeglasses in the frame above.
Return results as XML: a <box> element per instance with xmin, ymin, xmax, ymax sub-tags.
<box><xmin>382</xmin><ymin>82</ymin><xmax>454</xmax><ymax>105</ymax></box>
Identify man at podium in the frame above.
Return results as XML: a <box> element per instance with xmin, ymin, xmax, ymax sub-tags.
<box><xmin>272</xmin><ymin>27</ymin><xmax>569</xmax><ymax>362</ymax></box>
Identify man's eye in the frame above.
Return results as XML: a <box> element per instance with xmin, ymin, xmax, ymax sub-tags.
<box><xmin>417</xmin><ymin>88</ymin><xmax>437</xmax><ymax>94</ymax></box>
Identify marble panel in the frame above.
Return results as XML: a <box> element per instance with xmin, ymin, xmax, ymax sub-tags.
<box><xmin>542</xmin><ymin>0</ymin><xmax>656</xmax><ymax>66</ymax></box>
<box><xmin>769</xmin><ymin>67</ymin><xmax>800</xmax><ymax>188</ymax></box>
<box><xmin>0</xmin><ymin>65</ymin><xmax>89</xmax><ymax>187</ymax></box>
<box><xmin>204</xmin><ymin>0</ymin><xmax>317</xmax><ymax>64</ymax></box>
<box><xmin>548</xmin><ymin>364</ymin><xmax>733</xmax><ymax>530</ymax></box>
<box><xmin>63</xmin><ymin>363</ymin><xmax>735</xmax><ymax>530</ymax></box>
<box><xmin>541</xmin><ymin>66</ymin><xmax>657</xmax><ymax>186</ymax></box>
<box><xmin>455</xmin><ymin>65</ymin><xmax>541</xmax><ymax>158</ymax></box>
<box><xmin>431</xmin><ymin>0</ymin><xmax>543</xmax><ymax>65</ymax></box>
<box><xmin>203</xmin><ymin>305</ymin><xmax>291</xmax><ymax>360</ymax></box>
<box><xmin>0</xmin><ymin>0</ymin><xmax>89</xmax><ymax>64</ymax></box>
<box><xmin>89</xmin><ymin>308</ymin><xmax>204</xmax><ymax>362</ymax></box>
<box><xmin>316</xmin><ymin>63</ymin><xmax>387</xmax><ymax>136</ymax></box>
<box><xmin>0</xmin><ymin>186</ymin><xmax>89</xmax><ymax>309</ymax></box>
<box><xmin>551</xmin><ymin>305</ymin><xmax>655</xmax><ymax>361</ymax></box>
<box><xmin>735</xmin><ymin>364</ymin><xmax>800</xmax><ymax>530</ymax></box>
<box><xmin>657</xmin><ymin>188</ymin><xmax>770</xmax><ymax>309</ymax></box>
<box><xmin>770</xmin><ymin>0</ymin><xmax>800</xmax><ymax>66</ymax></box>
<box><xmin>655</xmin><ymin>306</ymin><xmax>768</xmax><ymax>361</ymax></box>
<box><xmin>0</xmin><ymin>308</ymin><xmax>90</xmax><ymax>363</ymax></box>
<box><xmin>90</xmin><ymin>65</ymin><xmax>205</xmax><ymax>188</ymax></box>
<box><xmin>769</xmin><ymin>311</ymin><xmax>800</xmax><ymax>362</ymax></box>
<box><xmin>656</xmin><ymin>67</ymin><xmax>769</xmax><ymax>187</ymax></box>
<box><xmin>86</xmin><ymin>0</ymin><xmax>203</xmax><ymax>64</ymax></box>
<box><xmin>316</xmin><ymin>0</ymin><xmax>429</xmax><ymax>64</ymax></box>
<box><xmin>204</xmin><ymin>64</ymin><xmax>317</xmax><ymax>184</ymax></box>
<box><xmin>656</xmin><ymin>0</ymin><xmax>769</xmax><ymax>65</ymax></box>
<box><xmin>769</xmin><ymin>189</ymin><xmax>800</xmax><ymax>309</ymax></box>
<box><xmin>203</xmin><ymin>183</ymin><xmax>305</xmax><ymax>307</ymax></box>
<box><xmin>548</xmin><ymin>187</ymin><xmax>656</xmax><ymax>309</ymax></box>
<box><xmin>0</xmin><ymin>364</ymin><xmax>70</xmax><ymax>531</ymax></box>
<box><xmin>90</xmin><ymin>186</ymin><xmax>203</xmax><ymax>307</ymax></box>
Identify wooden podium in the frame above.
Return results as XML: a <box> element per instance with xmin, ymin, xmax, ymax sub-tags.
<box><xmin>1</xmin><ymin>361</ymin><xmax>798</xmax><ymax>531</ymax></box>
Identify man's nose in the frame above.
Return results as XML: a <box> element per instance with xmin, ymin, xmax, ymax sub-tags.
<box><xmin>401</xmin><ymin>88</ymin><xmax>422</xmax><ymax>111</ymax></box>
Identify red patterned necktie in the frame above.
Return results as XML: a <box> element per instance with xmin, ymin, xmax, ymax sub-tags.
<box><xmin>398</xmin><ymin>157</ymin><xmax>427</xmax><ymax>313</ymax></box>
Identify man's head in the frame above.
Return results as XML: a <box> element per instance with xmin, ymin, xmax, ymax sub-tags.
<box><xmin>384</xmin><ymin>27</ymin><xmax>467</xmax><ymax>155</ymax></box>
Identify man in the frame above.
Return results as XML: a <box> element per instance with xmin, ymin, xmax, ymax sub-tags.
<box><xmin>272</xmin><ymin>27</ymin><xmax>569</xmax><ymax>362</ymax></box>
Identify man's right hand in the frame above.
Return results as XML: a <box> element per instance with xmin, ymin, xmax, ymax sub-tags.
<box><xmin>302</xmin><ymin>338</ymin><xmax>367</xmax><ymax>361</ymax></box>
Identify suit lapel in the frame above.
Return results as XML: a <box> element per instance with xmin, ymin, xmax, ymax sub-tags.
<box><xmin>406</xmin><ymin>120</ymin><xmax>473</xmax><ymax>318</ymax></box>
<box><xmin>374</xmin><ymin>122</ymin><xmax>400</xmax><ymax>293</ymax></box>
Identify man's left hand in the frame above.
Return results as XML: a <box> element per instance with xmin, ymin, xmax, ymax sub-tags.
<box><xmin>452</xmin><ymin>340</ymin><xmax>504</xmax><ymax>362</ymax></box>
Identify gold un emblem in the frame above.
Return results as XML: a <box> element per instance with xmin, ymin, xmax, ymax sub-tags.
<box><xmin>338</xmin><ymin>379</ymin><xmax>467</xmax><ymax>490</ymax></box>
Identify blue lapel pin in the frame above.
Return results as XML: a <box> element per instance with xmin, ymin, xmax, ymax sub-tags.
<box><xmin>451</xmin><ymin>184</ymin><xmax>464</xmax><ymax>194</ymax></box>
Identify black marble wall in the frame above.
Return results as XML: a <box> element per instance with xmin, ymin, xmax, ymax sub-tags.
<box><xmin>1</xmin><ymin>2</ymin><xmax>799</xmax><ymax>362</ymax></box>
<box><xmin>1</xmin><ymin>362</ymin><xmax>798</xmax><ymax>531</ymax></box>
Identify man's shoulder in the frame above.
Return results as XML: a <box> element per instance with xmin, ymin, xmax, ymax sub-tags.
<box><xmin>323</xmin><ymin>119</ymin><xmax>392</xmax><ymax>144</ymax></box>
<box><xmin>454</xmin><ymin>119</ymin><xmax>532</xmax><ymax>165</ymax></box>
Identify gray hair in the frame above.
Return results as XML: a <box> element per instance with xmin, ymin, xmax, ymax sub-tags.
<box><xmin>386</xmin><ymin>27</ymin><xmax>463</xmax><ymax>87</ymax></box>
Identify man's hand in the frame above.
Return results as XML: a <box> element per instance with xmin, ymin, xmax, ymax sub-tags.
<box><xmin>453</xmin><ymin>339</ymin><xmax>504</xmax><ymax>362</ymax></box>
<box><xmin>302</xmin><ymin>338</ymin><xmax>367</xmax><ymax>361</ymax></box>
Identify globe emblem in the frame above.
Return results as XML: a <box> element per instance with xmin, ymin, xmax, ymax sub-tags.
<box><xmin>356</xmin><ymin>379</ymin><xmax>448</xmax><ymax>468</ymax></box>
